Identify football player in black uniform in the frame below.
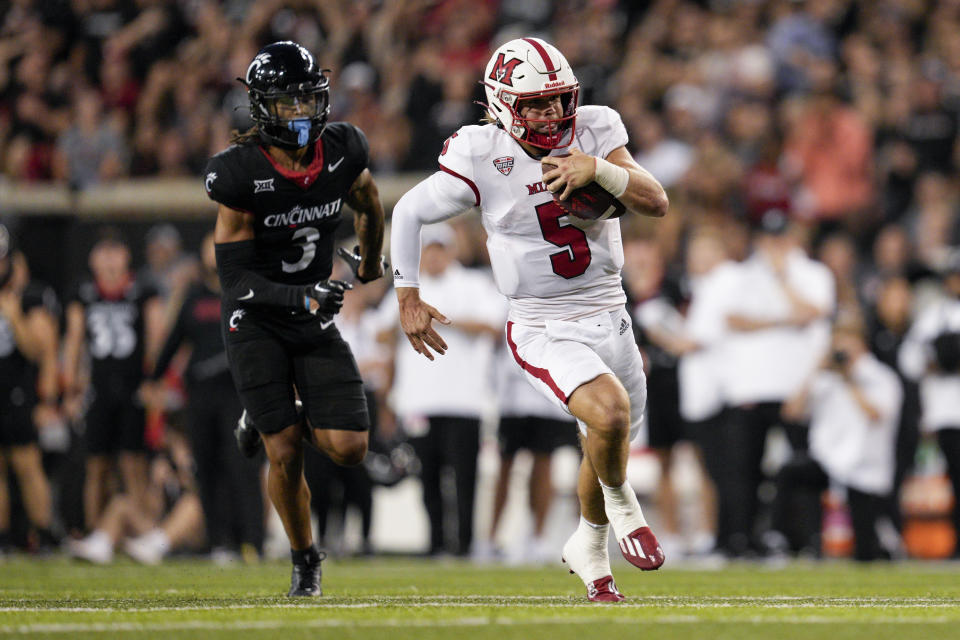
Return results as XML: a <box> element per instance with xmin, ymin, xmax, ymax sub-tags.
<box><xmin>145</xmin><ymin>232</ymin><xmax>264</xmax><ymax>561</ymax></box>
<box><xmin>206</xmin><ymin>41</ymin><xmax>385</xmax><ymax>597</ymax></box>
<box><xmin>0</xmin><ymin>225</ymin><xmax>58</xmax><ymax>551</ymax></box>
<box><xmin>63</xmin><ymin>228</ymin><xmax>163</xmax><ymax>530</ymax></box>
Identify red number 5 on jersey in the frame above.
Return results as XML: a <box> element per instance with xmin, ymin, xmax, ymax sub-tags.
<box><xmin>535</xmin><ymin>201</ymin><xmax>591</xmax><ymax>279</ymax></box>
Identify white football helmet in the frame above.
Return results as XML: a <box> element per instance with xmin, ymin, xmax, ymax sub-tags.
<box><xmin>482</xmin><ymin>37</ymin><xmax>579</xmax><ymax>150</ymax></box>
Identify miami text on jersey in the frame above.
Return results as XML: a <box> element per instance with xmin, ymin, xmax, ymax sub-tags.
<box><xmin>527</xmin><ymin>181</ymin><xmax>549</xmax><ymax>195</ymax></box>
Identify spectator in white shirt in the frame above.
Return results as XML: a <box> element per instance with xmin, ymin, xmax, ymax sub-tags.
<box><xmin>774</xmin><ymin>316</ymin><xmax>902</xmax><ymax>561</ymax></box>
<box><xmin>627</xmin><ymin>236</ymin><xmax>715</xmax><ymax>556</ymax></box>
<box><xmin>898</xmin><ymin>254</ymin><xmax>960</xmax><ymax>551</ymax></box>
<box><xmin>676</xmin><ymin>228</ymin><xmax>742</xmax><ymax>554</ymax></box>
<box><xmin>382</xmin><ymin>223</ymin><xmax>507</xmax><ymax>556</ymax></box>
<box><xmin>719</xmin><ymin>209</ymin><xmax>835</xmax><ymax>555</ymax></box>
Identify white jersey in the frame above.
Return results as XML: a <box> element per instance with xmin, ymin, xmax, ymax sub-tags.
<box><xmin>394</xmin><ymin>106</ymin><xmax>631</xmax><ymax>325</ymax></box>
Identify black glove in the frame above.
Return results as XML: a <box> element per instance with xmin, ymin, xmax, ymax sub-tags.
<box><xmin>337</xmin><ymin>245</ymin><xmax>389</xmax><ymax>283</ymax></box>
<box><xmin>304</xmin><ymin>279</ymin><xmax>352</xmax><ymax>315</ymax></box>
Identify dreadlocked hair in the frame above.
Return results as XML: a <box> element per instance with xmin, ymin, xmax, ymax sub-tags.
<box><xmin>229</xmin><ymin>126</ymin><xmax>261</xmax><ymax>146</ymax></box>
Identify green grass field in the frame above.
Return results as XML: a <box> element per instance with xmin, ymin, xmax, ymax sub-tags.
<box><xmin>1</xmin><ymin>556</ymin><xmax>959</xmax><ymax>639</ymax></box>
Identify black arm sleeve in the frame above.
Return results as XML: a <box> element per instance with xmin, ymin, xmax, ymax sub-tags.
<box><xmin>150</xmin><ymin>294</ymin><xmax>189</xmax><ymax>381</ymax></box>
<box><xmin>215</xmin><ymin>240</ymin><xmax>306</xmax><ymax>310</ymax></box>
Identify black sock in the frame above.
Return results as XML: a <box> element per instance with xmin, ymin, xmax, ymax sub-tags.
<box><xmin>291</xmin><ymin>545</ymin><xmax>319</xmax><ymax>566</ymax></box>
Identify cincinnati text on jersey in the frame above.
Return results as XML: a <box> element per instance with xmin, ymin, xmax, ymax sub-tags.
<box><xmin>263</xmin><ymin>199</ymin><xmax>343</xmax><ymax>227</ymax></box>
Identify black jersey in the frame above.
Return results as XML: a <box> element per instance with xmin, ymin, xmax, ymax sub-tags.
<box><xmin>204</xmin><ymin>122</ymin><xmax>369</xmax><ymax>287</ymax></box>
<box><xmin>153</xmin><ymin>281</ymin><xmax>230</xmax><ymax>386</ymax></box>
<box><xmin>69</xmin><ymin>278</ymin><xmax>157</xmax><ymax>387</ymax></box>
<box><xmin>0</xmin><ymin>282</ymin><xmax>58</xmax><ymax>390</ymax></box>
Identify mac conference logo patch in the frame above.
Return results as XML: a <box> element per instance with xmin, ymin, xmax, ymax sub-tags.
<box><xmin>493</xmin><ymin>156</ymin><xmax>514</xmax><ymax>175</ymax></box>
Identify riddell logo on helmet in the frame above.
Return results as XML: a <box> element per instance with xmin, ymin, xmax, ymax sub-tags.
<box><xmin>543</xmin><ymin>81</ymin><xmax>565</xmax><ymax>88</ymax></box>
<box><xmin>488</xmin><ymin>54</ymin><xmax>523</xmax><ymax>87</ymax></box>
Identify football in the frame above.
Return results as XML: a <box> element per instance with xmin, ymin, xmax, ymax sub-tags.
<box><xmin>552</xmin><ymin>180</ymin><xmax>627</xmax><ymax>221</ymax></box>
<box><xmin>541</xmin><ymin>156</ymin><xmax>627</xmax><ymax>221</ymax></box>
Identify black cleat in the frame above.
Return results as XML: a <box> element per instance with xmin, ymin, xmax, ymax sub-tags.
<box><xmin>288</xmin><ymin>550</ymin><xmax>326</xmax><ymax>597</ymax></box>
<box><xmin>234</xmin><ymin>410</ymin><xmax>263</xmax><ymax>458</ymax></box>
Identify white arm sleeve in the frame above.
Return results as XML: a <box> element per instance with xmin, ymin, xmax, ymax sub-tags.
<box><xmin>390</xmin><ymin>170</ymin><xmax>477</xmax><ymax>288</ymax></box>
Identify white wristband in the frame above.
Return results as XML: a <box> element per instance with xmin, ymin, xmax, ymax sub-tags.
<box><xmin>594</xmin><ymin>157</ymin><xmax>629</xmax><ymax>198</ymax></box>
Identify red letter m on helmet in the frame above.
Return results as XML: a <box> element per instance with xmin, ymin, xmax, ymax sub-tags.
<box><xmin>488</xmin><ymin>54</ymin><xmax>523</xmax><ymax>87</ymax></box>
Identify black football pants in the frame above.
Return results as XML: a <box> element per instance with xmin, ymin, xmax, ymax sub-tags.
<box><xmin>409</xmin><ymin>416</ymin><xmax>480</xmax><ymax>556</ymax></box>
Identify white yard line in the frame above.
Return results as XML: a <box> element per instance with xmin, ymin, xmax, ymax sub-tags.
<box><xmin>0</xmin><ymin>596</ymin><xmax>959</xmax><ymax>613</ymax></box>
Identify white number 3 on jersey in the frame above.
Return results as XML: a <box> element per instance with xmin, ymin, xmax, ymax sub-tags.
<box><xmin>283</xmin><ymin>227</ymin><xmax>320</xmax><ymax>273</ymax></box>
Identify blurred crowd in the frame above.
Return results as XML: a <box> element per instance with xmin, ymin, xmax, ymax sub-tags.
<box><xmin>1</xmin><ymin>0</ymin><xmax>960</xmax><ymax>563</ymax></box>
<box><xmin>2</xmin><ymin>0</ymin><xmax>960</xmax><ymax>265</ymax></box>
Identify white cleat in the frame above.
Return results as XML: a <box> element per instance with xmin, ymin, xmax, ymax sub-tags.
<box><xmin>561</xmin><ymin>525</ymin><xmax>625</xmax><ymax>602</ymax></box>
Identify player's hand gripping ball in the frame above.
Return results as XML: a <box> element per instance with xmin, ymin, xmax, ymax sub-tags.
<box><xmin>541</xmin><ymin>154</ymin><xmax>626</xmax><ymax>222</ymax></box>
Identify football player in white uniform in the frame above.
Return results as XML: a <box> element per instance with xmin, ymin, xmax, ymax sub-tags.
<box><xmin>391</xmin><ymin>38</ymin><xmax>668</xmax><ymax>601</ymax></box>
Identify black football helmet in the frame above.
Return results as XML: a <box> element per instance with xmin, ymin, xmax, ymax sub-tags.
<box><xmin>242</xmin><ymin>41</ymin><xmax>331</xmax><ymax>149</ymax></box>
